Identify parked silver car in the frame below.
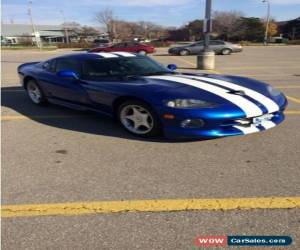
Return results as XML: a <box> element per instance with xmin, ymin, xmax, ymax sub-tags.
<box><xmin>168</xmin><ymin>40</ymin><xmax>243</xmax><ymax>56</ymax></box>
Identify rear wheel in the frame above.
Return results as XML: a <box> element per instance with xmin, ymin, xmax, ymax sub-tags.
<box><xmin>118</xmin><ymin>100</ymin><xmax>161</xmax><ymax>137</ymax></box>
<box><xmin>221</xmin><ymin>48</ymin><xmax>232</xmax><ymax>55</ymax></box>
<box><xmin>179</xmin><ymin>49</ymin><xmax>190</xmax><ymax>56</ymax></box>
<box><xmin>26</xmin><ymin>79</ymin><xmax>46</xmax><ymax>105</ymax></box>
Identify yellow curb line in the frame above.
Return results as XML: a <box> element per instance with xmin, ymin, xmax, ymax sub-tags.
<box><xmin>2</xmin><ymin>197</ymin><xmax>300</xmax><ymax>218</ymax></box>
<box><xmin>286</xmin><ymin>96</ymin><xmax>300</xmax><ymax>105</ymax></box>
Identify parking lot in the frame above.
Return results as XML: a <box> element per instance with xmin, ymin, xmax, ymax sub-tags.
<box><xmin>2</xmin><ymin>46</ymin><xmax>300</xmax><ymax>249</ymax></box>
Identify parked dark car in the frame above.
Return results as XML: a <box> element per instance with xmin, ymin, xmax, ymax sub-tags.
<box><xmin>89</xmin><ymin>42</ymin><xmax>155</xmax><ymax>55</ymax></box>
<box><xmin>168</xmin><ymin>40</ymin><xmax>243</xmax><ymax>56</ymax></box>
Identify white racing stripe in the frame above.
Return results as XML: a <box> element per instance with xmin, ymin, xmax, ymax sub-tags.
<box><xmin>181</xmin><ymin>75</ymin><xmax>279</xmax><ymax>113</ymax></box>
<box><xmin>112</xmin><ymin>52</ymin><xmax>136</xmax><ymax>57</ymax></box>
<box><xmin>233</xmin><ymin>125</ymin><xmax>260</xmax><ymax>134</ymax></box>
<box><xmin>260</xmin><ymin>120</ymin><xmax>276</xmax><ymax>130</ymax></box>
<box><xmin>234</xmin><ymin>120</ymin><xmax>276</xmax><ymax>134</ymax></box>
<box><xmin>148</xmin><ymin>75</ymin><xmax>263</xmax><ymax>117</ymax></box>
<box><xmin>95</xmin><ymin>52</ymin><xmax>119</xmax><ymax>58</ymax></box>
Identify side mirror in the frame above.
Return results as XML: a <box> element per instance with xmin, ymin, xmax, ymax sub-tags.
<box><xmin>57</xmin><ymin>70</ymin><xmax>79</xmax><ymax>80</ymax></box>
<box><xmin>167</xmin><ymin>64</ymin><xmax>177</xmax><ymax>71</ymax></box>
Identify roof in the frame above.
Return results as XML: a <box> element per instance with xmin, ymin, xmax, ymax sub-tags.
<box><xmin>1</xmin><ymin>24</ymin><xmax>64</xmax><ymax>37</ymax></box>
<box><xmin>51</xmin><ymin>52</ymin><xmax>139</xmax><ymax>61</ymax></box>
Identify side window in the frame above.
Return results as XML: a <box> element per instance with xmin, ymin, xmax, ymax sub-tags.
<box><xmin>112</xmin><ymin>43</ymin><xmax>124</xmax><ymax>48</ymax></box>
<box><xmin>42</xmin><ymin>59</ymin><xmax>56</xmax><ymax>72</ymax></box>
<box><xmin>55</xmin><ymin>58</ymin><xmax>81</xmax><ymax>75</ymax></box>
<box><xmin>82</xmin><ymin>59</ymin><xmax>127</xmax><ymax>80</ymax></box>
<box><xmin>195</xmin><ymin>42</ymin><xmax>204</xmax><ymax>46</ymax></box>
<box><xmin>126</xmin><ymin>42</ymin><xmax>136</xmax><ymax>47</ymax></box>
<box><xmin>210</xmin><ymin>41</ymin><xmax>224</xmax><ymax>45</ymax></box>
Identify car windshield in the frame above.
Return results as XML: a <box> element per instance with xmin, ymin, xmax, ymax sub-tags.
<box><xmin>82</xmin><ymin>57</ymin><xmax>172</xmax><ymax>80</ymax></box>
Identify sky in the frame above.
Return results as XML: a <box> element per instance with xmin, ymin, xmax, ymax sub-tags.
<box><xmin>2</xmin><ymin>0</ymin><xmax>300</xmax><ymax>27</ymax></box>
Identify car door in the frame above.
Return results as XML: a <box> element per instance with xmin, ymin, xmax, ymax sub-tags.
<box><xmin>124</xmin><ymin>42</ymin><xmax>138</xmax><ymax>52</ymax></box>
<box><xmin>79</xmin><ymin>59</ymin><xmax>126</xmax><ymax>113</ymax></box>
<box><xmin>210</xmin><ymin>41</ymin><xmax>224</xmax><ymax>53</ymax></box>
<box><xmin>111</xmin><ymin>43</ymin><xmax>126</xmax><ymax>52</ymax></box>
<box><xmin>39</xmin><ymin>58</ymin><xmax>88</xmax><ymax>105</ymax></box>
<box><xmin>191</xmin><ymin>42</ymin><xmax>204</xmax><ymax>54</ymax></box>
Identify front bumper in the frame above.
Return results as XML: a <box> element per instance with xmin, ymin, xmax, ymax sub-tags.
<box><xmin>154</xmin><ymin>98</ymin><xmax>287</xmax><ymax>139</ymax></box>
<box><xmin>162</xmin><ymin>111</ymin><xmax>285</xmax><ymax>139</ymax></box>
<box><xmin>168</xmin><ymin>49</ymin><xmax>179</xmax><ymax>54</ymax></box>
<box><xmin>232</xmin><ymin>47</ymin><xmax>243</xmax><ymax>53</ymax></box>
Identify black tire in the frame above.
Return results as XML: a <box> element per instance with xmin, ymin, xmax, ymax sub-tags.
<box><xmin>117</xmin><ymin>100</ymin><xmax>162</xmax><ymax>137</ymax></box>
<box><xmin>179</xmin><ymin>49</ymin><xmax>190</xmax><ymax>56</ymax></box>
<box><xmin>221</xmin><ymin>48</ymin><xmax>232</xmax><ymax>55</ymax></box>
<box><xmin>25</xmin><ymin>79</ymin><xmax>47</xmax><ymax>105</ymax></box>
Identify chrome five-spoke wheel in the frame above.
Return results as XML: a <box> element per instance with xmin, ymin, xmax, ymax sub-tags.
<box><xmin>118</xmin><ymin>100</ymin><xmax>161</xmax><ymax>137</ymax></box>
<box><xmin>26</xmin><ymin>80</ymin><xmax>45</xmax><ymax>104</ymax></box>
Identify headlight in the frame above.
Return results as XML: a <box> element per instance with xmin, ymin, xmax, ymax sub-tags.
<box><xmin>166</xmin><ymin>99</ymin><xmax>216</xmax><ymax>108</ymax></box>
<box><xmin>267</xmin><ymin>86</ymin><xmax>281</xmax><ymax>97</ymax></box>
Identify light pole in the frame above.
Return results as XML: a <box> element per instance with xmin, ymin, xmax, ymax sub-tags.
<box><xmin>262</xmin><ymin>0</ymin><xmax>270</xmax><ymax>46</ymax></box>
<box><xmin>197</xmin><ymin>0</ymin><xmax>215</xmax><ymax>70</ymax></box>
<box><xmin>203</xmin><ymin>0</ymin><xmax>212</xmax><ymax>51</ymax></box>
<box><xmin>28</xmin><ymin>1</ymin><xmax>42</xmax><ymax>49</ymax></box>
<box><xmin>60</xmin><ymin>10</ymin><xmax>69</xmax><ymax>44</ymax></box>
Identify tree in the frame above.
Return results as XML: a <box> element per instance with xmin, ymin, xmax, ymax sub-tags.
<box><xmin>235</xmin><ymin>17</ymin><xmax>265</xmax><ymax>42</ymax></box>
<box><xmin>213</xmin><ymin>11</ymin><xmax>243</xmax><ymax>41</ymax></box>
<box><xmin>79</xmin><ymin>26</ymin><xmax>100</xmax><ymax>37</ymax></box>
<box><xmin>62</xmin><ymin>21</ymin><xmax>81</xmax><ymax>36</ymax></box>
<box><xmin>267</xmin><ymin>21</ymin><xmax>278</xmax><ymax>37</ymax></box>
<box><xmin>95</xmin><ymin>7</ymin><xmax>115</xmax><ymax>40</ymax></box>
<box><xmin>186</xmin><ymin>20</ymin><xmax>203</xmax><ymax>41</ymax></box>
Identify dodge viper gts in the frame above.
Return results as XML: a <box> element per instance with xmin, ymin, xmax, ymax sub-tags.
<box><xmin>17</xmin><ymin>52</ymin><xmax>287</xmax><ymax>139</ymax></box>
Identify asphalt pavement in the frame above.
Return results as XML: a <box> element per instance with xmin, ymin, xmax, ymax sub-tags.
<box><xmin>2</xmin><ymin>46</ymin><xmax>300</xmax><ymax>249</ymax></box>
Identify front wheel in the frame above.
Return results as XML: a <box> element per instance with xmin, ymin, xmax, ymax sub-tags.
<box><xmin>118</xmin><ymin>100</ymin><xmax>161</xmax><ymax>137</ymax></box>
<box><xmin>179</xmin><ymin>49</ymin><xmax>190</xmax><ymax>56</ymax></box>
<box><xmin>26</xmin><ymin>80</ymin><xmax>47</xmax><ymax>105</ymax></box>
<box><xmin>221</xmin><ymin>48</ymin><xmax>232</xmax><ymax>55</ymax></box>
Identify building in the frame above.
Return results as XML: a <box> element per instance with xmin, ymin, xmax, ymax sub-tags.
<box><xmin>1</xmin><ymin>23</ymin><xmax>65</xmax><ymax>44</ymax></box>
<box><xmin>278</xmin><ymin>17</ymin><xmax>300</xmax><ymax>40</ymax></box>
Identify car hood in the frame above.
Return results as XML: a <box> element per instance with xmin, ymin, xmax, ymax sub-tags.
<box><xmin>141</xmin><ymin>73</ymin><xmax>285</xmax><ymax>117</ymax></box>
<box><xmin>143</xmin><ymin>73</ymin><xmax>271</xmax><ymax>97</ymax></box>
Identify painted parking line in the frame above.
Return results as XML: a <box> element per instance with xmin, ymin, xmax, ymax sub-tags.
<box><xmin>170</xmin><ymin>56</ymin><xmax>221</xmax><ymax>74</ymax></box>
<box><xmin>171</xmin><ymin>56</ymin><xmax>197</xmax><ymax>67</ymax></box>
<box><xmin>285</xmin><ymin>110</ymin><xmax>300</xmax><ymax>114</ymax></box>
<box><xmin>2</xmin><ymin>197</ymin><xmax>300</xmax><ymax>218</ymax></box>
<box><xmin>220</xmin><ymin>66</ymin><xmax>300</xmax><ymax>70</ymax></box>
<box><xmin>276</xmin><ymin>86</ymin><xmax>300</xmax><ymax>89</ymax></box>
<box><xmin>286</xmin><ymin>95</ymin><xmax>300</xmax><ymax>105</ymax></box>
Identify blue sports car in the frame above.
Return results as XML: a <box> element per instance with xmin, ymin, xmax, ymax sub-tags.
<box><xmin>18</xmin><ymin>52</ymin><xmax>287</xmax><ymax>139</ymax></box>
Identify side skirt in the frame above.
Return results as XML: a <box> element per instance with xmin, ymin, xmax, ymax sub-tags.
<box><xmin>47</xmin><ymin>98</ymin><xmax>113</xmax><ymax>118</ymax></box>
